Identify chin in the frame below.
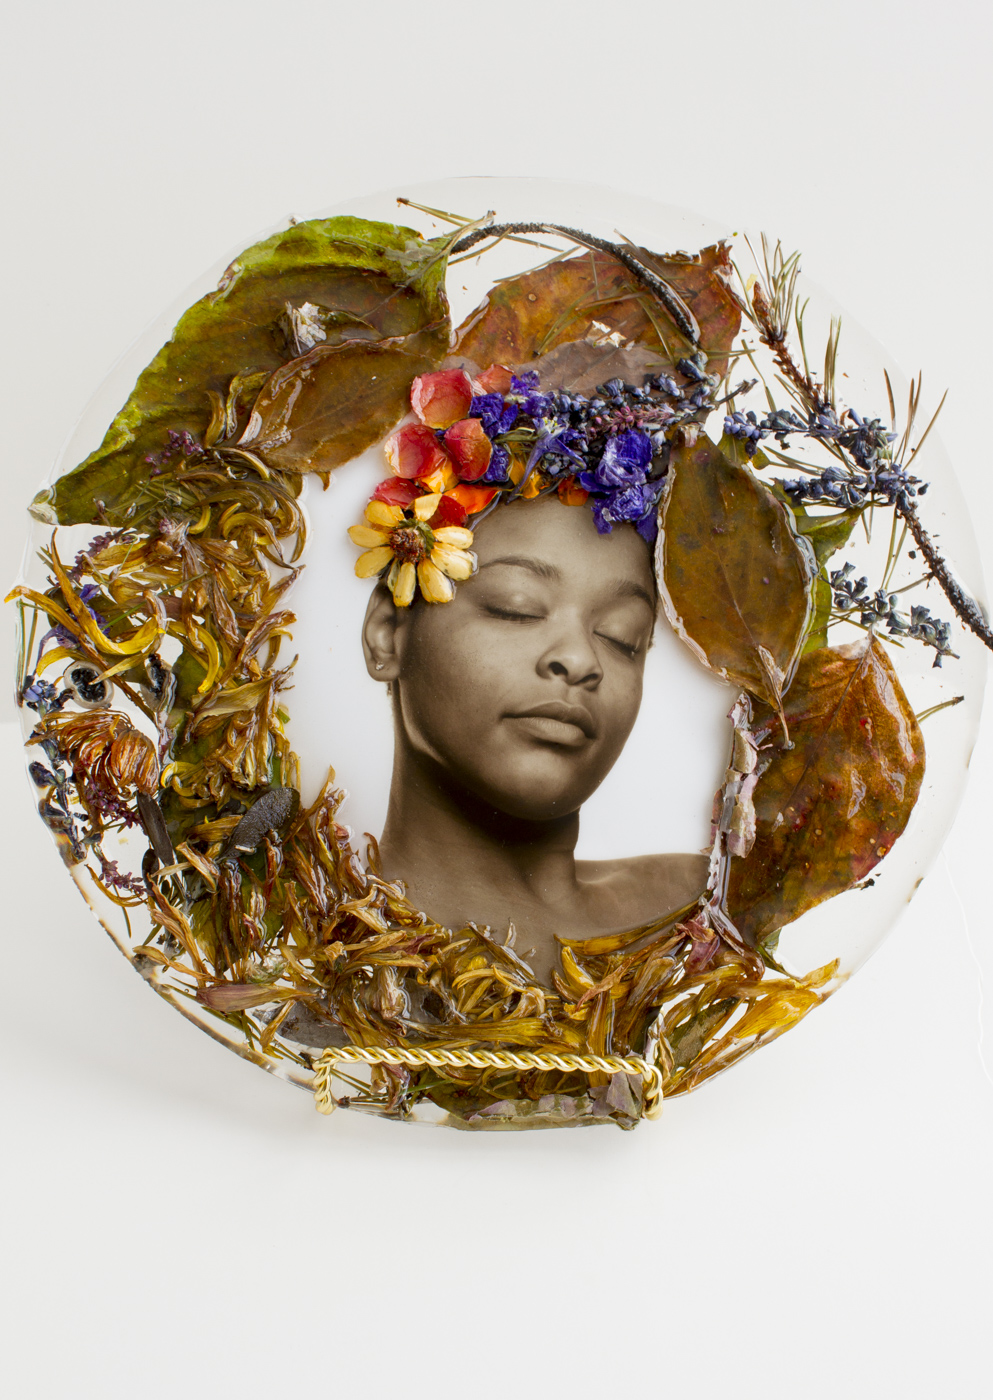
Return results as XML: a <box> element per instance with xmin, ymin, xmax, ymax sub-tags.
<box><xmin>467</xmin><ymin>751</ymin><xmax>606</xmax><ymax>823</ymax></box>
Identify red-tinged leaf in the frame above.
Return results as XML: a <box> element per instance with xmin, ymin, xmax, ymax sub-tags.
<box><xmin>473</xmin><ymin>363</ymin><xmax>515</xmax><ymax>393</ymax></box>
<box><xmin>411</xmin><ymin>368</ymin><xmax>473</xmax><ymax>427</ymax></box>
<box><xmin>431</xmin><ymin>494</ymin><xmax>468</xmax><ymax>528</ymax></box>
<box><xmin>448</xmin><ymin>483</ymin><xmax>498</xmax><ymax>515</ymax></box>
<box><xmin>724</xmin><ymin>639</ymin><xmax>926</xmax><ymax>944</ymax></box>
<box><xmin>383</xmin><ymin>421</ymin><xmax>449</xmax><ymax>480</ymax></box>
<box><xmin>373</xmin><ymin>477</ymin><xmax>421</xmax><ymax>506</ymax></box>
<box><xmin>454</xmin><ymin>243</ymin><xmax>741</xmax><ymax>379</ymax></box>
<box><xmin>443</xmin><ymin>418</ymin><xmax>492</xmax><ymax>481</ymax></box>
<box><xmin>659</xmin><ymin>433</ymin><xmax>814</xmax><ymax>712</ymax></box>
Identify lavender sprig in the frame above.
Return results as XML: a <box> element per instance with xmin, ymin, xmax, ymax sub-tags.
<box><xmin>829</xmin><ymin>563</ymin><xmax>957</xmax><ymax>666</ymax></box>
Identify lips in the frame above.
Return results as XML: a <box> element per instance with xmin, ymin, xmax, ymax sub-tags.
<box><xmin>507</xmin><ymin>699</ymin><xmax>598</xmax><ymax>743</ymax></box>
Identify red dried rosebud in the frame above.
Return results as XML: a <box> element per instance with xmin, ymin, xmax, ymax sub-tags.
<box><xmin>443</xmin><ymin>418</ymin><xmax>493</xmax><ymax>482</ymax></box>
<box><xmin>410</xmin><ymin>369</ymin><xmax>474</xmax><ymax>429</ymax></box>
<box><xmin>430</xmin><ymin>493</ymin><xmax>469</xmax><ymax>529</ymax></box>
<box><xmin>372</xmin><ymin>477</ymin><xmax>421</xmax><ymax>506</ymax></box>
<box><xmin>473</xmin><ymin>364</ymin><xmax>515</xmax><ymax>395</ymax></box>
<box><xmin>447</xmin><ymin>482</ymin><xmax>498</xmax><ymax>516</ymax></box>
<box><xmin>384</xmin><ymin>423</ymin><xmax>449</xmax><ymax>480</ymax></box>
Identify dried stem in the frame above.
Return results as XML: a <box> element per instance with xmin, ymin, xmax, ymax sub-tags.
<box><xmin>895</xmin><ymin>494</ymin><xmax>993</xmax><ymax>651</ymax></box>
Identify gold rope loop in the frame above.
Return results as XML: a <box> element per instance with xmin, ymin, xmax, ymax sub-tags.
<box><xmin>312</xmin><ymin>1044</ymin><xmax>663</xmax><ymax>1121</ymax></box>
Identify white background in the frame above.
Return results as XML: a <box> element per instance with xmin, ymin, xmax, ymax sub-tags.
<box><xmin>2</xmin><ymin>3</ymin><xmax>992</xmax><ymax>1397</ymax></box>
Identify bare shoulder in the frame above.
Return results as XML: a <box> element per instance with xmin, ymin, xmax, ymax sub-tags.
<box><xmin>577</xmin><ymin>850</ymin><xmax>709</xmax><ymax>925</ymax></box>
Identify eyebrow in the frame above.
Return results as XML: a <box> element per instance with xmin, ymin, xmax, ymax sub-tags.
<box><xmin>478</xmin><ymin>555</ymin><xmax>561</xmax><ymax>581</ymax></box>
<box><xmin>478</xmin><ymin>556</ymin><xmax>656</xmax><ymax>611</ymax></box>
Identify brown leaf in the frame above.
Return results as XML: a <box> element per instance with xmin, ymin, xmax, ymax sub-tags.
<box><xmin>515</xmin><ymin>339</ymin><xmax>666</xmax><ymax>395</ymax></box>
<box><xmin>241</xmin><ymin>331</ymin><xmax>445</xmax><ymax>472</ymax></box>
<box><xmin>724</xmin><ymin>639</ymin><xmax>926</xmax><ymax>944</ymax></box>
<box><xmin>659</xmin><ymin>433</ymin><xmax>814</xmax><ymax>710</ymax></box>
<box><xmin>454</xmin><ymin>243</ymin><xmax>740</xmax><ymax>378</ymax></box>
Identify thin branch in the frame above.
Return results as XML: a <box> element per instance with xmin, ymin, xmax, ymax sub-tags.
<box><xmin>895</xmin><ymin>493</ymin><xmax>993</xmax><ymax>652</ymax></box>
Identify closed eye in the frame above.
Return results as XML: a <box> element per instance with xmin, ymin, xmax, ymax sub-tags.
<box><xmin>486</xmin><ymin>605</ymin><xmax>543</xmax><ymax>622</ymax></box>
<box><xmin>596</xmin><ymin>631</ymin><xmax>643</xmax><ymax>659</ymax></box>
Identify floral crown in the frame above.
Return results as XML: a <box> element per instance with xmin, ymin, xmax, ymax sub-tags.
<box><xmin>348</xmin><ymin>359</ymin><xmax>716</xmax><ymax>607</ymax></box>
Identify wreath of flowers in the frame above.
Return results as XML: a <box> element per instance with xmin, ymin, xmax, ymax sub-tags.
<box><xmin>9</xmin><ymin>206</ymin><xmax>987</xmax><ymax>1131</ymax></box>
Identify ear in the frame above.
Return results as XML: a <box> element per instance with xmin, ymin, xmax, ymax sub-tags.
<box><xmin>362</xmin><ymin>583</ymin><xmax>408</xmax><ymax>682</ymax></box>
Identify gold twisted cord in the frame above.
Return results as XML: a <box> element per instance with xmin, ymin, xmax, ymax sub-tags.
<box><xmin>313</xmin><ymin>1044</ymin><xmax>663</xmax><ymax>1121</ymax></box>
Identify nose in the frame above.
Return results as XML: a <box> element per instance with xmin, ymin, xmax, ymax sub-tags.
<box><xmin>536</xmin><ymin>612</ymin><xmax>603</xmax><ymax>690</ymax></box>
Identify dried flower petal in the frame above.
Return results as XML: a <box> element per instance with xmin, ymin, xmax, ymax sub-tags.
<box><xmin>384</xmin><ymin>423</ymin><xmax>449</xmax><ymax>480</ymax></box>
<box><xmin>431</xmin><ymin>545</ymin><xmax>476</xmax><ymax>581</ymax></box>
<box><xmin>347</xmin><ymin>524</ymin><xmax>390</xmax><ymax>548</ymax></box>
<box><xmin>557</xmin><ymin>479</ymin><xmax>589</xmax><ymax>506</ymax></box>
<box><xmin>354</xmin><ymin>545</ymin><xmax>394</xmax><ymax>578</ymax></box>
<box><xmin>391</xmin><ymin>560</ymin><xmax>417</xmax><ymax>607</ymax></box>
<box><xmin>417</xmin><ymin>559</ymin><xmax>456</xmax><ymax>603</ymax></box>
<box><xmin>473</xmin><ymin>364</ymin><xmax>515</xmax><ymax>394</ymax></box>
<box><xmin>447</xmin><ymin>483</ymin><xmax>498</xmax><ymax>515</ymax></box>
<box><xmin>365</xmin><ymin>501</ymin><xmax>404</xmax><ymax>528</ymax></box>
<box><xmin>430</xmin><ymin>494</ymin><xmax>468</xmax><ymax>528</ymax></box>
<box><xmin>420</xmin><ymin>460</ymin><xmax>460</xmax><ymax>494</ymax></box>
<box><xmin>372</xmin><ymin>478</ymin><xmax>420</xmax><ymax>507</ymax></box>
<box><xmin>433</xmin><ymin>525</ymin><xmax>475</xmax><ymax>549</ymax></box>
<box><xmin>411</xmin><ymin>493</ymin><xmax>442</xmax><ymax>522</ymax></box>
<box><xmin>443</xmin><ymin>418</ymin><xmax>493</xmax><ymax>481</ymax></box>
<box><xmin>411</xmin><ymin>369</ymin><xmax>474</xmax><ymax>428</ymax></box>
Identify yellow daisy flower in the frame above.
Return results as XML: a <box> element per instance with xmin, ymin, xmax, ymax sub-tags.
<box><xmin>347</xmin><ymin>496</ymin><xmax>476</xmax><ymax>606</ymax></box>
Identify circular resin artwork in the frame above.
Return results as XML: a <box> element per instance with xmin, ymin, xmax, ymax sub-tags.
<box><xmin>10</xmin><ymin>177</ymin><xmax>988</xmax><ymax>1131</ymax></box>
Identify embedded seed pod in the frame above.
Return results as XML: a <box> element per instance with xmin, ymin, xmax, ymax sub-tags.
<box><xmin>63</xmin><ymin>662</ymin><xmax>113</xmax><ymax>709</ymax></box>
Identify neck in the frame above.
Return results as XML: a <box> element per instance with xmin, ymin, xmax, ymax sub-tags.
<box><xmin>377</xmin><ymin>739</ymin><xmax>582</xmax><ymax>924</ymax></box>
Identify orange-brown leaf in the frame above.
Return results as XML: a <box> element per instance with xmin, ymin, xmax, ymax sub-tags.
<box><xmin>454</xmin><ymin>243</ymin><xmax>740</xmax><ymax>378</ymax></box>
<box><xmin>725</xmin><ymin>639</ymin><xmax>926</xmax><ymax>943</ymax></box>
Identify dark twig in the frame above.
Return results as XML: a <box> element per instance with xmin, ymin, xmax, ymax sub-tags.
<box><xmin>449</xmin><ymin>222</ymin><xmax>701</xmax><ymax>346</ymax></box>
<box><xmin>894</xmin><ymin>494</ymin><xmax>993</xmax><ymax>652</ymax></box>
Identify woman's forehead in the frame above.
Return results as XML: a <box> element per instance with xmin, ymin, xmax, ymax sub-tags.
<box><xmin>472</xmin><ymin>497</ymin><xmax>656</xmax><ymax>596</ymax></box>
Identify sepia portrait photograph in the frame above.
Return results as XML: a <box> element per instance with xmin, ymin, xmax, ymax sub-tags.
<box><xmin>288</xmin><ymin>439</ymin><xmax>734</xmax><ymax>987</ymax></box>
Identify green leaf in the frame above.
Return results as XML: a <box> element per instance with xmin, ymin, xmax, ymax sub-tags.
<box><xmin>724</xmin><ymin>638</ymin><xmax>926</xmax><ymax>944</ymax></box>
<box><xmin>659</xmin><ymin>432</ymin><xmax>814</xmax><ymax>712</ymax></box>
<box><xmin>719</xmin><ymin>431</ymin><xmax>771</xmax><ymax>472</ymax></box>
<box><xmin>803</xmin><ymin>575</ymin><xmax>833</xmax><ymax>653</ymax></box>
<box><xmin>785</xmin><ymin>501</ymin><xmax>861</xmax><ymax>569</ymax></box>
<box><xmin>36</xmin><ymin>217</ymin><xmax>452</xmax><ymax>526</ymax></box>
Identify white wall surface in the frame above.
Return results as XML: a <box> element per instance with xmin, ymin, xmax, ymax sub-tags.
<box><xmin>2</xmin><ymin>3</ymin><xmax>991</xmax><ymax>1397</ymax></box>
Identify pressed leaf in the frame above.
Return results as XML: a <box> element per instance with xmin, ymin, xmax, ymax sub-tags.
<box><xmin>659</xmin><ymin>433</ymin><xmax>814</xmax><ymax>710</ymax></box>
<box><xmin>454</xmin><ymin>242</ymin><xmax>740</xmax><ymax>380</ymax></box>
<box><xmin>37</xmin><ymin>217</ymin><xmax>452</xmax><ymax>526</ymax></box>
<box><xmin>240</xmin><ymin>331</ymin><xmax>445</xmax><ymax>473</ymax></box>
<box><xmin>725</xmin><ymin>639</ymin><xmax>926</xmax><ymax>944</ymax></box>
<box><xmin>804</xmin><ymin>575</ymin><xmax>833</xmax><ymax>653</ymax></box>
<box><xmin>514</xmin><ymin>340</ymin><xmax>666</xmax><ymax>395</ymax></box>
<box><xmin>783</xmin><ymin>502</ymin><xmax>861</xmax><ymax>569</ymax></box>
<box><xmin>783</xmin><ymin>504</ymin><xmax>861</xmax><ymax>652</ymax></box>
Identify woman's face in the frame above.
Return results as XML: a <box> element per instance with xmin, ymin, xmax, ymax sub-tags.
<box><xmin>384</xmin><ymin>495</ymin><xmax>657</xmax><ymax>822</ymax></box>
